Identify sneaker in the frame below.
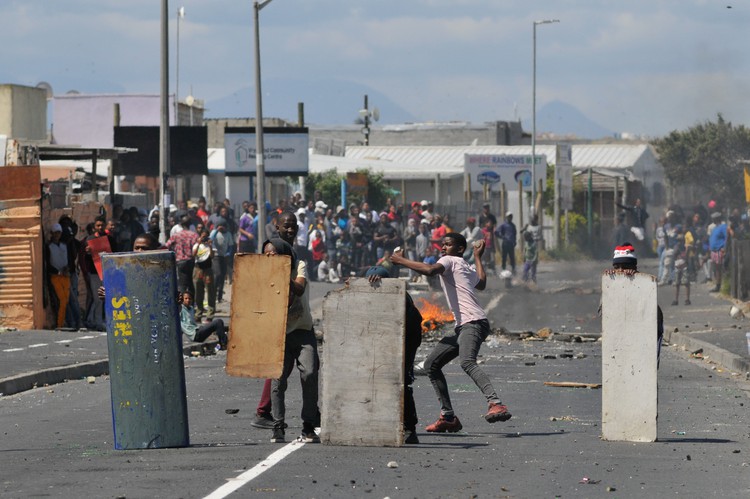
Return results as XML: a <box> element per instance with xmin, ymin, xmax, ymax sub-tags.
<box><xmin>425</xmin><ymin>415</ymin><xmax>463</xmax><ymax>433</ymax></box>
<box><xmin>684</xmin><ymin>299</ymin><xmax>691</xmax><ymax>306</ymax></box>
<box><xmin>485</xmin><ymin>403</ymin><xmax>512</xmax><ymax>423</ymax></box>
<box><xmin>671</xmin><ymin>300</ymin><xmax>678</xmax><ymax>306</ymax></box>
<box><xmin>404</xmin><ymin>430</ymin><xmax>419</xmax><ymax>444</ymax></box>
<box><xmin>270</xmin><ymin>425</ymin><xmax>285</xmax><ymax>443</ymax></box>
<box><xmin>413</xmin><ymin>361</ymin><xmax>427</xmax><ymax>377</ymax></box>
<box><xmin>251</xmin><ymin>413</ymin><xmax>275</xmax><ymax>430</ymax></box>
<box><xmin>298</xmin><ymin>423</ymin><xmax>320</xmax><ymax>443</ymax></box>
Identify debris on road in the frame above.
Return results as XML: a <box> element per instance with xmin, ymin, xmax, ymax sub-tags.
<box><xmin>386</xmin><ymin>461</ymin><xmax>398</xmax><ymax>468</ymax></box>
<box><xmin>86</xmin><ymin>376</ymin><xmax>96</xmax><ymax>384</ymax></box>
<box><xmin>544</xmin><ymin>381</ymin><xmax>601</xmax><ymax>389</ymax></box>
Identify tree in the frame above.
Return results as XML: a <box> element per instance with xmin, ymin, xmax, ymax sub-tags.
<box><xmin>305</xmin><ymin>168</ymin><xmax>392</xmax><ymax>211</ymax></box>
<box><xmin>652</xmin><ymin>114</ymin><xmax>750</xmax><ymax>205</ymax></box>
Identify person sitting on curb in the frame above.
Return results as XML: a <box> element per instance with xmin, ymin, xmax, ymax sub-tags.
<box><xmin>179</xmin><ymin>290</ymin><xmax>227</xmax><ymax>350</ymax></box>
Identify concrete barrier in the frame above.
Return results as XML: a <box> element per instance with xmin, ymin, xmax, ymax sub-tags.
<box><xmin>321</xmin><ymin>278</ymin><xmax>406</xmax><ymax>446</ymax></box>
<box><xmin>601</xmin><ymin>272</ymin><xmax>657</xmax><ymax>442</ymax></box>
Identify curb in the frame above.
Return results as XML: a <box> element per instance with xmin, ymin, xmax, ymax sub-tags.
<box><xmin>671</xmin><ymin>331</ymin><xmax>750</xmax><ymax>375</ymax></box>
<box><xmin>0</xmin><ymin>359</ymin><xmax>109</xmax><ymax>397</ymax></box>
<box><xmin>0</xmin><ymin>341</ymin><xmax>219</xmax><ymax>398</ymax></box>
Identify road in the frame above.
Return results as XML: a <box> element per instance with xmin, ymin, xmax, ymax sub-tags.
<box><xmin>1</xmin><ymin>259</ymin><xmax>749</xmax><ymax>498</ymax></box>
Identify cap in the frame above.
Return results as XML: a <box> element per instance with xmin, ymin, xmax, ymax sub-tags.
<box><xmin>411</xmin><ymin>201</ymin><xmax>421</xmax><ymax>208</ymax></box>
<box><xmin>467</xmin><ymin>217</ymin><xmax>476</xmax><ymax>224</ymax></box>
<box><xmin>483</xmin><ymin>202</ymin><xmax>491</xmax><ymax>208</ymax></box>
<box><xmin>315</xmin><ymin>200</ymin><xmax>328</xmax><ymax>209</ymax></box>
<box><xmin>505</xmin><ymin>211</ymin><xmax>512</xmax><ymax>217</ymax></box>
<box><xmin>296</xmin><ymin>207</ymin><xmax>306</xmax><ymax>216</ymax></box>
<box><xmin>336</xmin><ymin>205</ymin><xmax>345</xmax><ymax>213</ymax></box>
<box><xmin>612</xmin><ymin>243</ymin><xmax>637</xmax><ymax>265</ymax></box>
<box><xmin>51</xmin><ymin>223</ymin><xmax>63</xmax><ymax>233</ymax></box>
<box><xmin>420</xmin><ymin>200</ymin><xmax>429</xmax><ymax>207</ymax></box>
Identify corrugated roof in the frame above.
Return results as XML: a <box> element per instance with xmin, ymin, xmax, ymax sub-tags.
<box><xmin>344</xmin><ymin>144</ymin><xmax>652</xmax><ymax>171</ymax></box>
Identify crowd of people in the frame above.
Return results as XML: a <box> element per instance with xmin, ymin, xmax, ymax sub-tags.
<box><xmin>44</xmin><ymin>192</ymin><xmax>541</xmax><ymax>332</ymax></box>
<box><xmin>613</xmin><ymin>198</ymin><xmax>739</xmax><ymax>306</ymax></box>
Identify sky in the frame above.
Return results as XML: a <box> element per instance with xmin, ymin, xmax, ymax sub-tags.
<box><xmin>2</xmin><ymin>0</ymin><xmax>749</xmax><ymax>137</ymax></box>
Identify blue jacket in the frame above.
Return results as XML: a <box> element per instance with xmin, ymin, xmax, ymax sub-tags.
<box><xmin>496</xmin><ymin>221</ymin><xmax>517</xmax><ymax>246</ymax></box>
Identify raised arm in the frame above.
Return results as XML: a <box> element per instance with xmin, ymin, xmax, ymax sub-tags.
<box><xmin>391</xmin><ymin>249</ymin><xmax>444</xmax><ymax>276</ymax></box>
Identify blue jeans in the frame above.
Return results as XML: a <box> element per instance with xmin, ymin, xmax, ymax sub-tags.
<box><xmin>271</xmin><ymin>329</ymin><xmax>319</xmax><ymax>426</ymax></box>
<box><xmin>656</xmin><ymin>244</ymin><xmax>665</xmax><ymax>282</ymax></box>
<box><xmin>424</xmin><ymin>319</ymin><xmax>501</xmax><ymax>417</ymax></box>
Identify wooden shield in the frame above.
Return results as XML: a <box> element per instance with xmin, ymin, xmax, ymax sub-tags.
<box><xmin>226</xmin><ymin>253</ymin><xmax>291</xmax><ymax>378</ymax></box>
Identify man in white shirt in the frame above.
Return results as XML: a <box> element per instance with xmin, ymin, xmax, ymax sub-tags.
<box><xmin>391</xmin><ymin>232</ymin><xmax>511</xmax><ymax>433</ymax></box>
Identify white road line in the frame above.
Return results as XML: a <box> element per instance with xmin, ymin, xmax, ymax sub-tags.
<box><xmin>485</xmin><ymin>293</ymin><xmax>505</xmax><ymax>314</ymax></box>
<box><xmin>54</xmin><ymin>340</ymin><xmax>73</xmax><ymax>344</ymax></box>
<box><xmin>203</xmin><ymin>441</ymin><xmax>305</xmax><ymax>499</ymax></box>
<box><xmin>78</xmin><ymin>335</ymin><xmax>95</xmax><ymax>339</ymax></box>
<box><xmin>28</xmin><ymin>344</ymin><xmax>48</xmax><ymax>348</ymax></box>
<box><xmin>2</xmin><ymin>348</ymin><xmax>24</xmax><ymax>352</ymax></box>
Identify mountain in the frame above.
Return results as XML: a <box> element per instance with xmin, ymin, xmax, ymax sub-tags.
<box><xmin>205</xmin><ymin>78</ymin><xmax>417</xmax><ymax>125</ymax></box>
<box><xmin>535</xmin><ymin>100</ymin><xmax>614</xmax><ymax>139</ymax></box>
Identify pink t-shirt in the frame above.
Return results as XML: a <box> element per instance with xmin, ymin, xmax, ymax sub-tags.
<box><xmin>437</xmin><ymin>255</ymin><xmax>486</xmax><ymax>326</ymax></box>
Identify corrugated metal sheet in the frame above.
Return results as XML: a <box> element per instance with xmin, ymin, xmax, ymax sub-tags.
<box><xmin>0</xmin><ymin>240</ymin><xmax>33</xmax><ymax>304</ymax></box>
<box><xmin>0</xmin><ymin>165</ymin><xmax>43</xmax><ymax>330</ymax></box>
<box><xmin>343</xmin><ymin>144</ymin><xmax>652</xmax><ymax>172</ymax></box>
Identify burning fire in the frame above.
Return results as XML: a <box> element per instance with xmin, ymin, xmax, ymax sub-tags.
<box><xmin>415</xmin><ymin>298</ymin><xmax>454</xmax><ymax>333</ymax></box>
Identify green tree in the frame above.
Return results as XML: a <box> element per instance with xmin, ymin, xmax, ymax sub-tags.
<box><xmin>652</xmin><ymin>114</ymin><xmax>750</xmax><ymax>204</ymax></box>
<box><xmin>305</xmin><ymin>169</ymin><xmax>392</xmax><ymax>211</ymax></box>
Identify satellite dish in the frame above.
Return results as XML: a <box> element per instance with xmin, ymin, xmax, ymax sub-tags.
<box><xmin>36</xmin><ymin>81</ymin><xmax>54</xmax><ymax>99</ymax></box>
<box><xmin>372</xmin><ymin>107</ymin><xmax>380</xmax><ymax>122</ymax></box>
<box><xmin>66</xmin><ymin>89</ymin><xmax>80</xmax><ymax>95</ymax></box>
<box><xmin>185</xmin><ymin>95</ymin><xmax>195</xmax><ymax>107</ymax></box>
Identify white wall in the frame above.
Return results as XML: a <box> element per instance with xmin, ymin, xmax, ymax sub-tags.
<box><xmin>53</xmin><ymin>94</ymin><xmax>176</xmax><ymax>148</ymax></box>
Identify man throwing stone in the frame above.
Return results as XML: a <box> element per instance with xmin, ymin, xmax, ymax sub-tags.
<box><xmin>391</xmin><ymin>233</ymin><xmax>511</xmax><ymax>432</ymax></box>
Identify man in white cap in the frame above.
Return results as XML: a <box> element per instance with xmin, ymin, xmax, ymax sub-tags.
<box><xmin>314</xmin><ymin>200</ymin><xmax>328</xmax><ymax>214</ymax></box>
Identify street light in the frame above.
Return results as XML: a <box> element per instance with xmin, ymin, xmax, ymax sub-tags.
<box><xmin>176</xmin><ymin>6</ymin><xmax>185</xmax><ymax>107</ymax></box>
<box><xmin>532</xmin><ymin>18</ymin><xmax>559</xmax><ymax>214</ymax></box>
<box><xmin>254</xmin><ymin>0</ymin><xmax>274</xmax><ymax>250</ymax></box>
<box><xmin>159</xmin><ymin>0</ymin><xmax>171</xmax><ymax>243</ymax></box>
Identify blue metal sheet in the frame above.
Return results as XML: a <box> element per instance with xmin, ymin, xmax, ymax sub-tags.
<box><xmin>103</xmin><ymin>250</ymin><xmax>189</xmax><ymax>450</ymax></box>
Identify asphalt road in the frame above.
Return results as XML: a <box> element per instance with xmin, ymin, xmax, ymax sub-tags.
<box><xmin>1</xmin><ymin>259</ymin><xmax>749</xmax><ymax>498</ymax></box>
<box><xmin>1</xmin><ymin>333</ymin><xmax>749</xmax><ymax>498</ymax></box>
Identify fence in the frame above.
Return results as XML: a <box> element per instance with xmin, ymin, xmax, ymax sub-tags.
<box><xmin>730</xmin><ymin>238</ymin><xmax>750</xmax><ymax>301</ymax></box>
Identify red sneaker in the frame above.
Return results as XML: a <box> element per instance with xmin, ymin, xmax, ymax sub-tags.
<box><xmin>425</xmin><ymin>415</ymin><xmax>463</xmax><ymax>433</ymax></box>
<box><xmin>485</xmin><ymin>403</ymin><xmax>512</xmax><ymax>422</ymax></box>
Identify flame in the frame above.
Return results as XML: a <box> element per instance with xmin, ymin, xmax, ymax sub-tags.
<box><xmin>415</xmin><ymin>297</ymin><xmax>455</xmax><ymax>332</ymax></box>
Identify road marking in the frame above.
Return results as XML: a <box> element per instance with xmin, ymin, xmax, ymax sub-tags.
<box><xmin>486</xmin><ymin>293</ymin><xmax>505</xmax><ymax>314</ymax></box>
<box><xmin>54</xmin><ymin>340</ymin><xmax>73</xmax><ymax>344</ymax></box>
<box><xmin>2</xmin><ymin>348</ymin><xmax>23</xmax><ymax>352</ymax></box>
<box><xmin>78</xmin><ymin>335</ymin><xmax>95</xmax><ymax>339</ymax></box>
<box><xmin>28</xmin><ymin>343</ymin><xmax>48</xmax><ymax>348</ymax></box>
<box><xmin>203</xmin><ymin>441</ymin><xmax>305</xmax><ymax>499</ymax></box>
